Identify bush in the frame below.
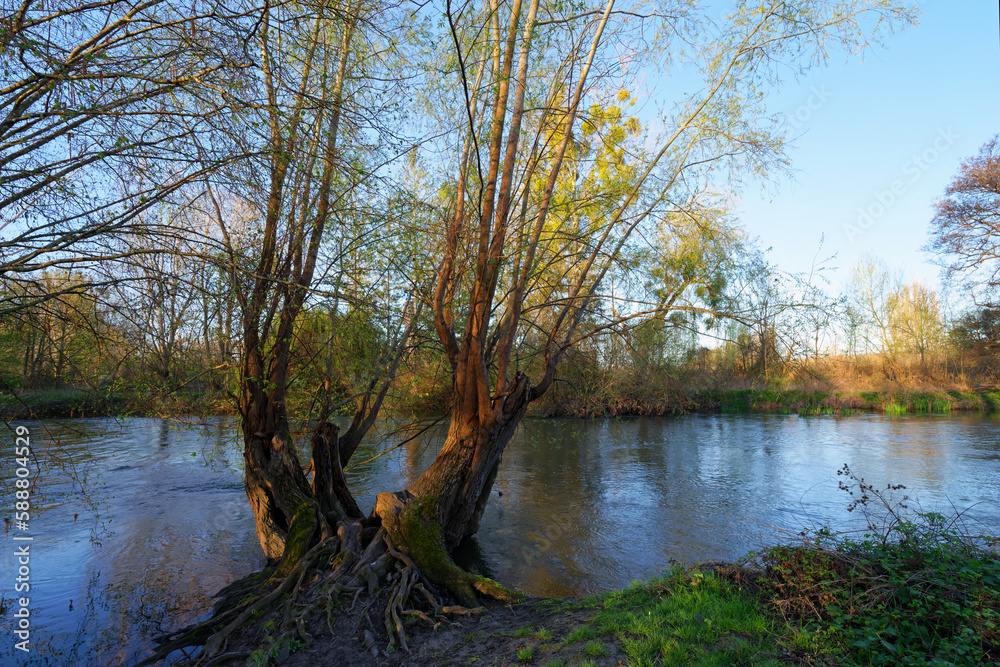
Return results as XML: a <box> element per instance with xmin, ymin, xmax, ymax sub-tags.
<box><xmin>754</xmin><ymin>465</ymin><xmax>1000</xmax><ymax>665</ymax></box>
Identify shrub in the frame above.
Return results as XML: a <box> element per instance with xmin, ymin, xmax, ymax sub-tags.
<box><xmin>754</xmin><ymin>465</ymin><xmax>1000</xmax><ymax>665</ymax></box>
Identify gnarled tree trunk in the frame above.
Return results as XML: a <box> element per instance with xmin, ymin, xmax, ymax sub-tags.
<box><xmin>243</xmin><ymin>416</ymin><xmax>364</xmax><ymax>574</ymax></box>
<box><xmin>377</xmin><ymin>374</ymin><xmax>533</xmax><ymax>605</ymax></box>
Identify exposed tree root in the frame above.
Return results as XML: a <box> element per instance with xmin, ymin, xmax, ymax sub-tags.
<box><xmin>143</xmin><ymin>523</ymin><xmax>523</xmax><ymax>664</ymax></box>
<box><xmin>379</xmin><ymin>534</ymin><xmax>489</xmax><ymax>652</ymax></box>
<box><xmin>140</xmin><ymin>537</ymin><xmax>340</xmax><ymax>666</ymax></box>
<box><xmin>200</xmin><ymin>651</ymin><xmax>252</xmax><ymax>667</ymax></box>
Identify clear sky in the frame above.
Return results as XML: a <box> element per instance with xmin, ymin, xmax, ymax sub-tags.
<box><xmin>734</xmin><ymin>2</ymin><xmax>1000</xmax><ymax>303</ymax></box>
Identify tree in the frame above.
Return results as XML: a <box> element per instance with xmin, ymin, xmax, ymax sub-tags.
<box><xmin>715</xmin><ymin>251</ymin><xmax>803</xmax><ymax>380</ymax></box>
<box><xmin>226</xmin><ymin>0</ymin><xmax>373</xmax><ymax>570</ymax></box>
<box><xmin>107</xmin><ymin>212</ymin><xmax>201</xmax><ymax>384</ymax></box>
<box><xmin>0</xmin><ymin>271</ymin><xmax>110</xmax><ymax>391</ymax></box>
<box><xmin>146</xmin><ymin>1</ymin><xmax>442</xmax><ymax>656</ymax></box>
<box><xmin>927</xmin><ymin>135</ymin><xmax>1000</xmax><ymax>304</ymax></box>
<box><xmin>847</xmin><ymin>253</ymin><xmax>902</xmax><ymax>356</ymax></box>
<box><xmin>0</xmin><ymin>1</ymin><xmax>251</xmax><ymax>316</ymax></box>
<box><xmin>891</xmin><ymin>281</ymin><xmax>943</xmax><ymax>368</ymax></box>
<box><xmin>372</xmin><ymin>0</ymin><xmax>917</xmax><ymax>607</ymax></box>
<box><xmin>949</xmin><ymin>307</ymin><xmax>1000</xmax><ymax>377</ymax></box>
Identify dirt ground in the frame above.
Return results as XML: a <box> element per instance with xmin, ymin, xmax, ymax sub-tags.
<box><xmin>196</xmin><ymin>561</ymin><xmax>774</xmax><ymax>667</ymax></box>
<box><xmin>241</xmin><ymin>595</ymin><xmax>628</xmax><ymax>667</ymax></box>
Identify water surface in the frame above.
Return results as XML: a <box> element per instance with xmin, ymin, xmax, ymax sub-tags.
<box><xmin>1</xmin><ymin>413</ymin><xmax>998</xmax><ymax>664</ymax></box>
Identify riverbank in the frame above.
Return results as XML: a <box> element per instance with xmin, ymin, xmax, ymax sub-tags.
<box><xmin>5</xmin><ymin>385</ymin><xmax>999</xmax><ymax>421</ymax></box>
<box><xmin>185</xmin><ymin>463</ymin><xmax>999</xmax><ymax>667</ymax></box>
<box><xmin>0</xmin><ymin>387</ymin><xmax>235</xmax><ymax>420</ymax></box>
<box><xmin>702</xmin><ymin>386</ymin><xmax>1000</xmax><ymax>415</ymax></box>
<box><xmin>256</xmin><ymin>563</ymin><xmax>779</xmax><ymax>667</ymax></box>
<box><xmin>524</xmin><ymin>386</ymin><xmax>1000</xmax><ymax>418</ymax></box>
<box><xmin>214</xmin><ymin>538</ymin><xmax>1000</xmax><ymax>666</ymax></box>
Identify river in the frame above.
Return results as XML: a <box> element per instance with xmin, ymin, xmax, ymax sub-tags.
<box><xmin>1</xmin><ymin>413</ymin><xmax>998</xmax><ymax>665</ymax></box>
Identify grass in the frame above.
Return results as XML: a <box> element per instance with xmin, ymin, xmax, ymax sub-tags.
<box><xmin>561</xmin><ymin>626</ymin><xmax>596</xmax><ymax>645</ymax></box>
<box><xmin>573</xmin><ymin>567</ymin><xmax>783</xmax><ymax>666</ymax></box>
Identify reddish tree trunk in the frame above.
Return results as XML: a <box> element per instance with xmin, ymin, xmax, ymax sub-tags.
<box><xmin>376</xmin><ymin>373</ymin><xmax>531</xmax><ymax>604</ymax></box>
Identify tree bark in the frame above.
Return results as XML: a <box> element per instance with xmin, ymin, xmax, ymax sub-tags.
<box><xmin>376</xmin><ymin>373</ymin><xmax>531</xmax><ymax>604</ymax></box>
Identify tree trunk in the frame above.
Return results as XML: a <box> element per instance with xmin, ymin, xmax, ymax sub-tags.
<box><xmin>242</xmin><ymin>415</ymin><xmax>364</xmax><ymax>575</ymax></box>
<box><xmin>376</xmin><ymin>373</ymin><xmax>531</xmax><ymax>605</ymax></box>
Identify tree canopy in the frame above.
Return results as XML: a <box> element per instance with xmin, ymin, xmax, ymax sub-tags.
<box><xmin>928</xmin><ymin>134</ymin><xmax>1000</xmax><ymax>305</ymax></box>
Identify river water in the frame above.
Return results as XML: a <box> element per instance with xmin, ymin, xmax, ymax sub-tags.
<box><xmin>1</xmin><ymin>413</ymin><xmax>998</xmax><ymax>665</ymax></box>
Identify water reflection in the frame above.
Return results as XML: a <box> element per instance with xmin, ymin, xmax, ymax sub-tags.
<box><xmin>460</xmin><ymin>414</ymin><xmax>1000</xmax><ymax>597</ymax></box>
<box><xmin>1</xmin><ymin>413</ymin><xmax>998</xmax><ymax>664</ymax></box>
<box><xmin>0</xmin><ymin>418</ymin><xmax>263</xmax><ymax>666</ymax></box>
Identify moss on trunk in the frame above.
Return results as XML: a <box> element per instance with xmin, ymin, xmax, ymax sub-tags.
<box><xmin>377</xmin><ymin>491</ymin><xmax>519</xmax><ymax>606</ymax></box>
<box><xmin>274</xmin><ymin>501</ymin><xmax>320</xmax><ymax>578</ymax></box>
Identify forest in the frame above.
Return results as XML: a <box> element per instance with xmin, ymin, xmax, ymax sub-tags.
<box><xmin>3</xmin><ymin>0</ymin><xmax>1000</xmax><ymax>664</ymax></box>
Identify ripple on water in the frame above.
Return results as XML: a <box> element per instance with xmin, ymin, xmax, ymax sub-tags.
<box><xmin>2</xmin><ymin>414</ymin><xmax>1000</xmax><ymax>663</ymax></box>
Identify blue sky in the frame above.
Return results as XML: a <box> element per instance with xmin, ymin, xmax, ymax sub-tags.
<box><xmin>734</xmin><ymin>2</ymin><xmax>1000</xmax><ymax>304</ymax></box>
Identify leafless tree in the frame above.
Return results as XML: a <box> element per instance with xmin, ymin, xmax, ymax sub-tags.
<box><xmin>1</xmin><ymin>0</ymin><xmax>251</xmax><ymax>314</ymax></box>
<box><xmin>927</xmin><ymin>135</ymin><xmax>1000</xmax><ymax>305</ymax></box>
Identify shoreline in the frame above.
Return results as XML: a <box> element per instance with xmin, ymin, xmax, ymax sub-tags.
<box><xmin>191</xmin><ymin>536</ymin><xmax>1000</xmax><ymax>667</ymax></box>
<box><xmin>4</xmin><ymin>386</ymin><xmax>998</xmax><ymax>421</ymax></box>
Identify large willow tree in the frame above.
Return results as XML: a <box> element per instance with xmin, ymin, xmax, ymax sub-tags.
<box><xmin>373</xmin><ymin>0</ymin><xmax>917</xmax><ymax>604</ymax></box>
<box><xmin>151</xmin><ymin>0</ymin><xmax>916</xmax><ymax>659</ymax></box>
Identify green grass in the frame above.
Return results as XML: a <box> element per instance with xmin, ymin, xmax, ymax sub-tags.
<box><xmin>883</xmin><ymin>401</ymin><xmax>907</xmax><ymax>415</ymax></box>
<box><xmin>982</xmin><ymin>390</ymin><xmax>1000</xmax><ymax>411</ymax></box>
<box><xmin>561</xmin><ymin>626</ymin><xmax>596</xmax><ymax>646</ymax></box>
<box><xmin>706</xmin><ymin>388</ymin><xmax>1000</xmax><ymax>416</ymax></box>
<box><xmin>579</xmin><ymin>567</ymin><xmax>783</xmax><ymax>667</ymax></box>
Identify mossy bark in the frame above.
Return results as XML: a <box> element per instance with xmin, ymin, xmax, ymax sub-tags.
<box><xmin>376</xmin><ymin>373</ymin><xmax>531</xmax><ymax>604</ymax></box>
<box><xmin>244</xmin><ymin>419</ymin><xmax>363</xmax><ymax>571</ymax></box>
<box><xmin>377</xmin><ymin>491</ymin><xmax>519</xmax><ymax>606</ymax></box>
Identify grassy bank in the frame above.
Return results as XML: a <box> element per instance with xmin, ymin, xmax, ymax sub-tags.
<box><xmin>703</xmin><ymin>387</ymin><xmax>1000</xmax><ymax>415</ymax></box>
<box><xmin>0</xmin><ymin>387</ymin><xmax>235</xmax><ymax>420</ymax></box>
<box><xmin>539</xmin><ymin>521</ymin><xmax>999</xmax><ymax>666</ymax></box>
<box><xmin>247</xmin><ymin>542</ymin><xmax>998</xmax><ymax>666</ymax></box>
<box><xmin>0</xmin><ymin>387</ymin><xmax>128</xmax><ymax>419</ymax></box>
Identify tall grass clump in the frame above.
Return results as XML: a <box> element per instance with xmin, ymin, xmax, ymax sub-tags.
<box><xmin>752</xmin><ymin>465</ymin><xmax>1000</xmax><ymax>665</ymax></box>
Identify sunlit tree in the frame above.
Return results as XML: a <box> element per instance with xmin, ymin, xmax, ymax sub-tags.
<box><xmin>927</xmin><ymin>135</ymin><xmax>1000</xmax><ymax>305</ymax></box>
